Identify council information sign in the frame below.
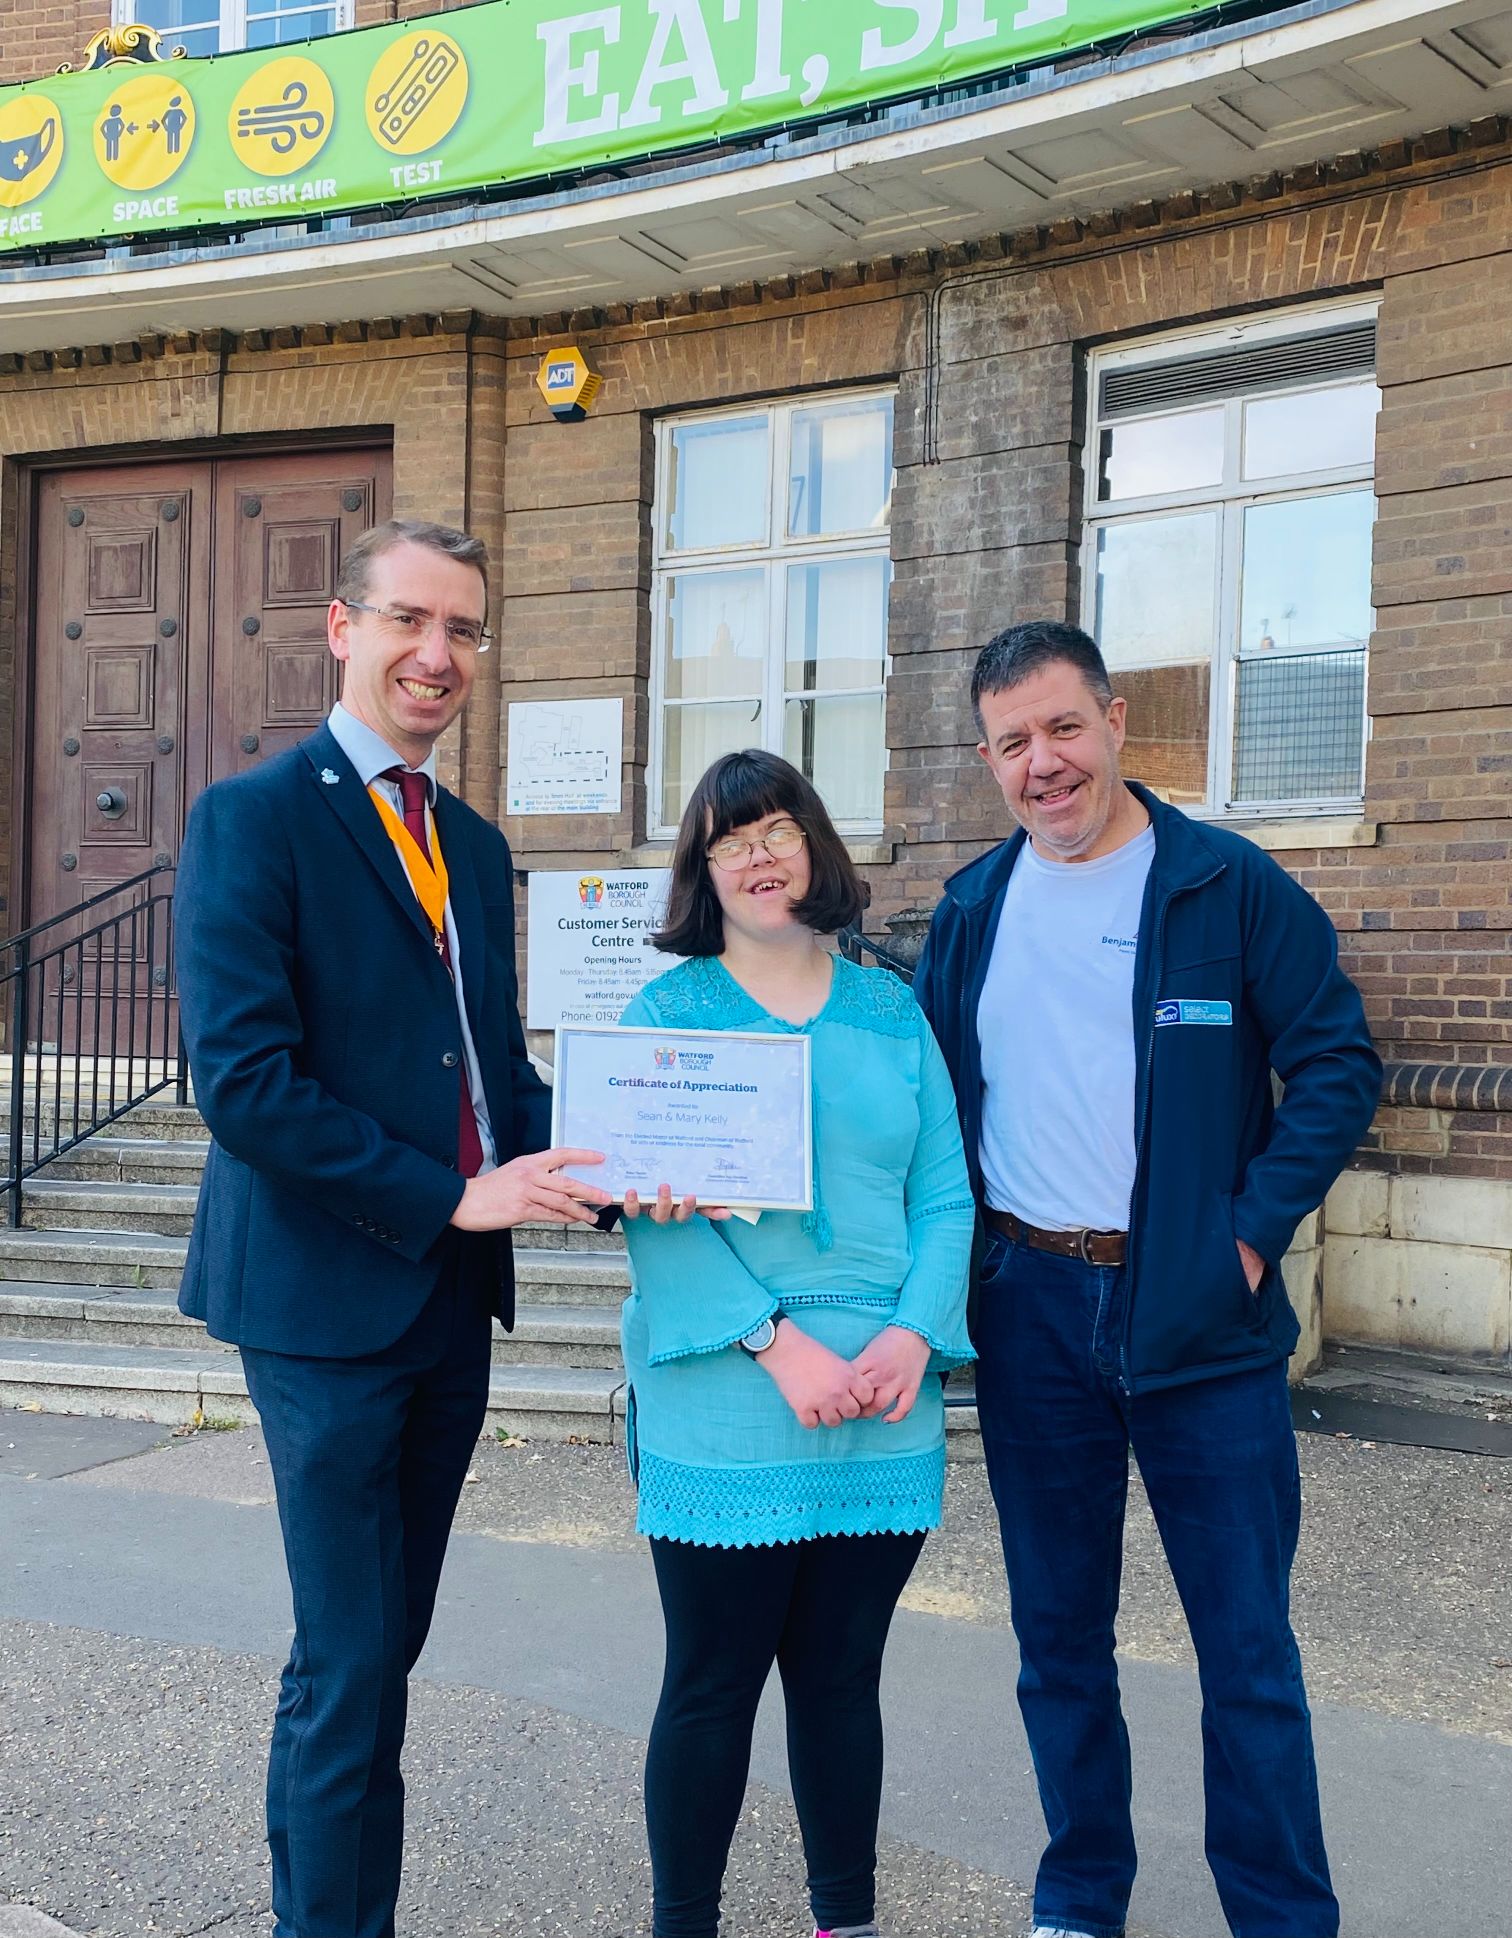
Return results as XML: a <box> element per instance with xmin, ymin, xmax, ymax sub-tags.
<box><xmin>0</xmin><ymin>0</ymin><xmax>1203</xmax><ymax>252</ymax></box>
<box><xmin>526</xmin><ymin>867</ymin><xmax>675</xmax><ymax>1030</ymax></box>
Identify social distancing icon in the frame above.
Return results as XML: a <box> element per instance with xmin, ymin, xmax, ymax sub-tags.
<box><xmin>230</xmin><ymin>57</ymin><xmax>335</xmax><ymax>178</ymax></box>
<box><xmin>365</xmin><ymin>30</ymin><xmax>468</xmax><ymax>157</ymax></box>
<box><xmin>0</xmin><ymin>93</ymin><xmax>64</xmax><ymax>207</ymax></box>
<box><xmin>94</xmin><ymin>73</ymin><xmax>196</xmax><ymax>191</ymax></box>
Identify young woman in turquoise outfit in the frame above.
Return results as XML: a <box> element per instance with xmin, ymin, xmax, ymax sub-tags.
<box><xmin>618</xmin><ymin>750</ymin><xmax>974</xmax><ymax>1938</ymax></box>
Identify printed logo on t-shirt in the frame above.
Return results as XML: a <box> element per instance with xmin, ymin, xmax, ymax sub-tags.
<box><xmin>1101</xmin><ymin>933</ymin><xmax>1137</xmax><ymax>953</ymax></box>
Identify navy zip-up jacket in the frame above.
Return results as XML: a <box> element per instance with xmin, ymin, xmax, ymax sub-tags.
<box><xmin>914</xmin><ymin>784</ymin><xmax>1382</xmax><ymax>1393</ymax></box>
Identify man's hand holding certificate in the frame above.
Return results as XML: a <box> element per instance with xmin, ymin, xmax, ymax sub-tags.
<box><xmin>552</xmin><ymin>1025</ymin><xmax>813</xmax><ymax>1211</ymax></box>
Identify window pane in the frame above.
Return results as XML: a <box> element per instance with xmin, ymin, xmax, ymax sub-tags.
<box><xmin>1232</xmin><ymin>649</ymin><xmax>1366</xmax><ymax>803</ymax></box>
<box><xmin>663</xmin><ymin>570</ymin><xmax>766</xmax><ymax>702</ymax></box>
<box><xmin>1098</xmin><ymin>406</ymin><xmax>1224</xmax><ymax>502</ymax></box>
<box><xmin>1117</xmin><ymin>665</ymin><xmax>1211</xmax><ymax>806</ymax></box>
<box><xmin>789</xmin><ymin>398</ymin><xmax>894</xmax><ymax>537</ymax></box>
<box><xmin>1243</xmin><ymin>382</ymin><xmax>1379</xmax><ymax>481</ymax></box>
<box><xmin>784</xmin><ymin>695</ymin><xmax>884</xmax><ymax>823</ymax></box>
<box><xmin>662</xmin><ymin>703</ymin><xmax>763</xmax><ymax>826</ymax></box>
<box><xmin>136</xmin><ymin>0</ymin><xmax>221</xmax><ymax>51</ymax></box>
<box><xmin>665</xmin><ymin>417</ymin><xmax>768</xmax><ymax>551</ymax></box>
<box><xmin>1094</xmin><ymin>512</ymin><xmax>1218</xmax><ymax>670</ymax></box>
<box><xmin>784</xmin><ymin>557</ymin><xmax>888</xmax><ymax>694</ymax></box>
<box><xmin>1239</xmin><ymin>491</ymin><xmax>1374</xmax><ymax>656</ymax></box>
<box><xmin>247</xmin><ymin>8</ymin><xmax>340</xmax><ymax>47</ymax></box>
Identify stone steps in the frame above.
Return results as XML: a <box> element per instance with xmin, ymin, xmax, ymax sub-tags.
<box><xmin>0</xmin><ymin>1334</ymin><xmax>625</xmax><ymax>1441</ymax></box>
<box><xmin>0</xmin><ymin>1098</ymin><xmax>982</xmax><ymax>1455</ymax></box>
<box><xmin>0</xmin><ymin>1284</ymin><xmax>624</xmax><ymax>1369</ymax></box>
<box><xmin>0</xmin><ymin>1227</ymin><xmax>631</xmax><ymax>1302</ymax></box>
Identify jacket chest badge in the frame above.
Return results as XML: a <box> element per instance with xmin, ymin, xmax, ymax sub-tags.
<box><xmin>1155</xmin><ymin>999</ymin><xmax>1232</xmax><ymax>1027</ymax></box>
<box><xmin>320</xmin><ymin>768</ymin><xmax>341</xmax><ymax>785</ymax></box>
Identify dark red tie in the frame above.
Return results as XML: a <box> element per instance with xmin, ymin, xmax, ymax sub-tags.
<box><xmin>385</xmin><ymin>767</ymin><xmax>485</xmax><ymax>1179</ymax></box>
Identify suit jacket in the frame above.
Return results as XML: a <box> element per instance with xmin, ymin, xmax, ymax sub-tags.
<box><xmin>174</xmin><ymin>722</ymin><xmax>552</xmax><ymax>1359</ymax></box>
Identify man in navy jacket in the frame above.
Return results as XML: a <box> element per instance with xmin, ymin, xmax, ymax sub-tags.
<box><xmin>915</xmin><ymin>621</ymin><xmax>1380</xmax><ymax>1938</ymax></box>
<box><xmin>175</xmin><ymin>519</ymin><xmax>608</xmax><ymax>1938</ymax></box>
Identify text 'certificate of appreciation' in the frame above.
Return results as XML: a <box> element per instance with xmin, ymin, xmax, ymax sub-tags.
<box><xmin>552</xmin><ymin>1025</ymin><xmax>813</xmax><ymax>1212</ymax></box>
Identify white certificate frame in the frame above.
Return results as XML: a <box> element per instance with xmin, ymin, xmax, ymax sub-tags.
<box><xmin>551</xmin><ymin>1023</ymin><xmax>814</xmax><ymax>1213</ymax></box>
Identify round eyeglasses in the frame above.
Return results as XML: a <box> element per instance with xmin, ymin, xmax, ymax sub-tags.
<box><xmin>706</xmin><ymin>821</ymin><xmax>807</xmax><ymax>871</ymax></box>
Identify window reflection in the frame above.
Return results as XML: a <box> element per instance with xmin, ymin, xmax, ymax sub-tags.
<box><xmin>1239</xmin><ymin>492</ymin><xmax>1375</xmax><ymax>655</ymax></box>
<box><xmin>1098</xmin><ymin>406</ymin><xmax>1224</xmax><ymax>501</ymax></box>
<box><xmin>662</xmin><ymin>571</ymin><xmax>766</xmax><ymax>701</ymax></box>
<box><xmin>784</xmin><ymin>558</ymin><xmax>889</xmax><ymax>694</ymax></box>
<box><xmin>789</xmin><ymin>399</ymin><xmax>894</xmax><ymax>536</ymax></box>
<box><xmin>665</xmin><ymin>417</ymin><xmax>769</xmax><ymax>553</ymax></box>
<box><xmin>1244</xmin><ymin>383</ymin><xmax>1379</xmax><ymax>481</ymax></box>
<box><xmin>1094</xmin><ymin>512</ymin><xmax>1218</xmax><ymax>669</ymax></box>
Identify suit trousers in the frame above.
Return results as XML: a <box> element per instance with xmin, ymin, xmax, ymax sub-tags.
<box><xmin>242</xmin><ymin>1236</ymin><xmax>493</xmax><ymax>1938</ymax></box>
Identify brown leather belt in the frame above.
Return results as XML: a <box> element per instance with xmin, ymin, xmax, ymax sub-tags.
<box><xmin>987</xmin><ymin>1208</ymin><xmax>1128</xmax><ymax>1268</ymax></box>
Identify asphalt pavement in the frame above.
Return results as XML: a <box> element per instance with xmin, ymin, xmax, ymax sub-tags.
<box><xmin>0</xmin><ymin>1412</ymin><xmax>1509</xmax><ymax>1938</ymax></box>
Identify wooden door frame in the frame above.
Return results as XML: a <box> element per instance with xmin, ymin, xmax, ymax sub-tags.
<box><xmin>9</xmin><ymin>428</ymin><xmax>395</xmax><ymax>939</ymax></box>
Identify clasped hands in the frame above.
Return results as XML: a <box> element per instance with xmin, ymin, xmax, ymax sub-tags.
<box><xmin>622</xmin><ymin>1183</ymin><xmax>931</xmax><ymax>1431</ymax></box>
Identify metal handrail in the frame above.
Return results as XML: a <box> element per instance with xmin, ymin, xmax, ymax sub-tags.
<box><xmin>2</xmin><ymin>864</ymin><xmax>187</xmax><ymax>1227</ymax></box>
<box><xmin>837</xmin><ymin>925</ymin><xmax>919</xmax><ymax>985</ymax></box>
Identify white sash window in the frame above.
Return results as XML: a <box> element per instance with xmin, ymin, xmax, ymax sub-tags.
<box><xmin>1084</xmin><ymin>301</ymin><xmax>1379</xmax><ymax>817</ymax></box>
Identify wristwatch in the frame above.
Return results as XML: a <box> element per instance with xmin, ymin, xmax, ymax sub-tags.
<box><xmin>737</xmin><ymin>1316</ymin><xmax>779</xmax><ymax>1355</ymax></box>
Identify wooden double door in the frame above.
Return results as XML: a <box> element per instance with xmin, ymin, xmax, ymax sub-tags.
<box><xmin>25</xmin><ymin>448</ymin><xmax>391</xmax><ymax>1036</ymax></box>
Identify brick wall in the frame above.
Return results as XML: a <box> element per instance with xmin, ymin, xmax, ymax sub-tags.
<box><xmin>490</xmin><ymin>140</ymin><xmax>1512</xmax><ymax>1174</ymax></box>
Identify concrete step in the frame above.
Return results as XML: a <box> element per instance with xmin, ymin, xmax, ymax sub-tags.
<box><xmin>0</xmin><ymin>1101</ymin><xmax>207</xmax><ymax>1144</ymax></box>
<box><xmin>0</xmin><ymin>1285</ymin><xmax>625</xmax><ymax>1368</ymax></box>
<box><xmin>32</xmin><ymin>1137</ymin><xmax>210</xmax><ymax>1186</ymax></box>
<box><xmin>0</xmin><ymin>1335</ymin><xmax>624</xmax><ymax>1442</ymax></box>
<box><xmin>20</xmin><ymin>1180</ymin><xmax>200</xmax><ymax>1235</ymax></box>
<box><xmin>0</xmin><ymin>1225</ymin><xmax>631</xmax><ymax>1302</ymax></box>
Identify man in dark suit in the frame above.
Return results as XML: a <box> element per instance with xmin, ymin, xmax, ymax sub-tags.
<box><xmin>175</xmin><ymin>518</ymin><xmax>610</xmax><ymax>1938</ymax></box>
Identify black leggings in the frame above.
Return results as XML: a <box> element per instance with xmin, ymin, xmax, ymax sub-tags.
<box><xmin>645</xmin><ymin>1529</ymin><xmax>926</xmax><ymax>1938</ymax></box>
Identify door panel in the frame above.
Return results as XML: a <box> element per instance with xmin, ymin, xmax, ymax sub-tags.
<box><xmin>206</xmin><ymin>453</ymin><xmax>392</xmax><ymax>786</ymax></box>
<box><xmin>27</xmin><ymin>447</ymin><xmax>391</xmax><ymax>1052</ymax></box>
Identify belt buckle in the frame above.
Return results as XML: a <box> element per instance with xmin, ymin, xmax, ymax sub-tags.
<box><xmin>1078</xmin><ymin>1227</ymin><xmax>1108</xmax><ymax>1264</ymax></box>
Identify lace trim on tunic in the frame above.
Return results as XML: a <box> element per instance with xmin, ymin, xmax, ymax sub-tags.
<box><xmin>634</xmin><ymin>1445</ymin><xmax>946</xmax><ymax>1549</ymax></box>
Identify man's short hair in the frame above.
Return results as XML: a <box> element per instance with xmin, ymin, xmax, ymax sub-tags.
<box><xmin>970</xmin><ymin>620</ymin><xmax>1114</xmax><ymax>737</ymax></box>
<box><xmin>335</xmin><ymin>519</ymin><xmax>489</xmax><ymax>615</ymax></box>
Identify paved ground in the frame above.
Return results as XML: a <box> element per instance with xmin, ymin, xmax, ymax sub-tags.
<box><xmin>0</xmin><ymin>1411</ymin><xmax>1509</xmax><ymax>1938</ymax></box>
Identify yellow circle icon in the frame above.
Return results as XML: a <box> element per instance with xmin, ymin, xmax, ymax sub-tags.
<box><xmin>0</xmin><ymin>93</ymin><xmax>65</xmax><ymax>209</ymax></box>
<box><xmin>365</xmin><ymin>30</ymin><xmax>468</xmax><ymax>157</ymax></box>
<box><xmin>93</xmin><ymin>74</ymin><xmax>196</xmax><ymax>191</ymax></box>
<box><xmin>229</xmin><ymin>57</ymin><xmax>335</xmax><ymax>178</ymax></box>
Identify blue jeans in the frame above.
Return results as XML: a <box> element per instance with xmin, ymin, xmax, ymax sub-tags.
<box><xmin>974</xmin><ymin>1232</ymin><xmax>1338</xmax><ymax>1938</ymax></box>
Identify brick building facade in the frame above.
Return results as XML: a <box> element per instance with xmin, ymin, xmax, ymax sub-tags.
<box><xmin>2</xmin><ymin>0</ymin><xmax>1510</xmax><ymax>1362</ymax></box>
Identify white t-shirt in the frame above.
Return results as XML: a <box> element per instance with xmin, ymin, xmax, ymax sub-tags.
<box><xmin>977</xmin><ymin>826</ymin><xmax>1155</xmax><ymax>1232</ymax></box>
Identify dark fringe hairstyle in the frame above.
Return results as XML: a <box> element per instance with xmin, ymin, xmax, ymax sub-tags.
<box><xmin>652</xmin><ymin>749</ymin><xmax>866</xmax><ymax>958</ymax></box>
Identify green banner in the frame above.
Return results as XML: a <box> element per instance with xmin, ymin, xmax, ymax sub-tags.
<box><xmin>0</xmin><ymin>0</ymin><xmax>1202</xmax><ymax>255</ymax></box>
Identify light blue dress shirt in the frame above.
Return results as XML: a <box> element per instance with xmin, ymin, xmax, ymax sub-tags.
<box><xmin>325</xmin><ymin>703</ymin><xmax>496</xmax><ymax>1170</ymax></box>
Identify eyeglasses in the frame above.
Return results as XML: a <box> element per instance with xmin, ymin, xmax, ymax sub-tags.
<box><xmin>340</xmin><ymin>600</ymin><xmax>493</xmax><ymax>655</ymax></box>
<box><xmin>706</xmin><ymin>821</ymin><xmax>807</xmax><ymax>870</ymax></box>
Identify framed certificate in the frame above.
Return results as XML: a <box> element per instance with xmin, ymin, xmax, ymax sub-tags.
<box><xmin>551</xmin><ymin>1024</ymin><xmax>813</xmax><ymax>1212</ymax></box>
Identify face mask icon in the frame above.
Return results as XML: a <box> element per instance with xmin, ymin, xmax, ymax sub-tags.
<box><xmin>0</xmin><ymin>116</ymin><xmax>57</xmax><ymax>183</ymax></box>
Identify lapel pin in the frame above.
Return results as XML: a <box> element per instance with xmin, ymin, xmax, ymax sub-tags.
<box><xmin>320</xmin><ymin>768</ymin><xmax>341</xmax><ymax>785</ymax></box>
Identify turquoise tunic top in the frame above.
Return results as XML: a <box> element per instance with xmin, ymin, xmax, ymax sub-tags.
<box><xmin>619</xmin><ymin>953</ymin><xmax>975</xmax><ymax>1549</ymax></box>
